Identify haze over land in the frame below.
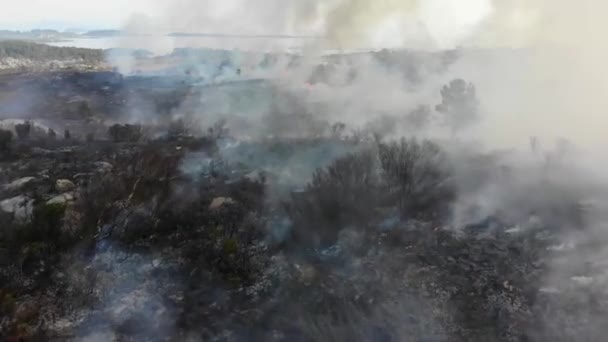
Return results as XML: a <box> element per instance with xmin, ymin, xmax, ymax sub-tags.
<box><xmin>1</xmin><ymin>1</ymin><xmax>608</xmax><ymax>341</ymax></box>
<box><xmin>39</xmin><ymin>0</ymin><xmax>605</xmax><ymax>153</ymax></box>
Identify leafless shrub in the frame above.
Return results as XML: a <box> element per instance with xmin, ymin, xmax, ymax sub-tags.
<box><xmin>378</xmin><ymin>138</ymin><xmax>454</xmax><ymax>219</ymax></box>
<box><xmin>74</xmin><ymin>150</ymin><xmax>184</xmax><ymax>253</ymax></box>
<box><xmin>168</xmin><ymin>118</ymin><xmax>188</xmax><ymax>140</ymax></box>
<box><xmin>108</xmin><ymin>124</ymin><xmax>143</xmax><ymax>143</ymax></box>
<box><xmin>331</xmin><ymin>122</ymin><xmax>346</xmax><ymax>139</ymax></box>
<box><xmin>86</xmin><ymin>132</ymin><xmax>95</xmax><ymax>143</ymax></box>
<box><xmin>207</xmin><ymin>119</ymin><xmax>229</xmax><ymax>140</ymax></box>
<box><xmin>0</xmin><ymin>129</ymin><xmax>13</xmax><ymax>153</ymax></box>
<box><xmin>286</xmin><ymin>150</ymin><xmax>380</xmax><ymax>247</ymax></box>
<box><xmin>47</xmin><ymin>128</ymin><xmax>56</xmax><ymax>139</ymax></box>
<box><xmin>15</xmin><ymin>121</ymin><xmax>32</xmax><ymax>140</ymax></box>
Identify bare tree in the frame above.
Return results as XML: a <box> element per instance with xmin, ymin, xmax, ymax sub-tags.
<box><xmin>15</xmin><ymin>121</ymin><xmax>32</xmax><ymax>140</ymax></box>
<box><xmin>379</xmin><ymin>139</ymin><xmax>453</xmax><ymax>218</ymax></box>
<box><xmin>0</xmin><ymin>129</ymin><xmax>13</xmax><ymax>153</ymax></box>
<box><xmin>108</xmin><ymin>124</ymin><xmax>142</xmax><ymax>143</ymax></box>
<box><xmin>331</xmin><ymin>122</ymin><xmax>346</xmax><ymax>139</ymax></box>
<box><xmin>207</xmin><ymin>119</ymin><xmax>229</xmax><ymax>140</ymax></box>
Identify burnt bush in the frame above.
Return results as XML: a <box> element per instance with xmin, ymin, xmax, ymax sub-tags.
<box><xmin>0</xmin><ymin>129</ymin><xmax>13</xmax><ymax>153</ymax></box>
<box><xmin>147</xmin><ymin>172</ymin><xmax>268</xmax><ymax>289</ymax></box>
<box><xmin>123</xmin><ymin>147</ymin><xmax>182</xmax><ymax>181</ymax></box>
<box><xmin>286</xmin><ymin>139</ymin><xmax>454</xmax><ymax>247</ymax></box>
<box><xmin>47</xmin><ymin>128</ymin><xmax>56</xmax><ymax>139</ymax></box>
<box><xmin>108</xmin><ymin>124</ymin><xmax>143</xmax><ymax>143</ymax></box>
<box><xmin>331</xmin><ymin>122</ymin><xmax>346</xmax><ymax>139</ymax></box>
<box><xmin>15</xmin><ymin>121</ymin><xmax>32</xmax><ymax>140</ymax></box>
<box><xmin>85</xmin><ymin>132</ymin><xmax>94</xmax><ymax>143</ymax></box>
<box><xmin>80</xmin><ymin>147</ymin><xmax>183</xmax><ymax>235</ymax></box>
<box><xmin>77</xmin><ymin>101</ymin><xmax>93</xmax><ymax>119</ymax></box>
<box><xmin>11</xmin><ymin>202</ymin><xmax>70</xmax><ymax>251</ymax></box>
<box><xmin>207</xmin><ymin>119</ymin><xmax>229</xmax><ymax>140</ymax></box>
<box><xmin>78</xmin><ymin>172</ymin><xmax>132</xmax><ymax>234</ymax></box>
<box><xmin>167</xmin><ymin>118</ymin><xmax>187</xmax><ymax>140</ymax></box>
<box><xmin>76</xmin><ymin>145</ymin><xmax>265</xmax><ymax>286</ymax></box>
<box><xmin>286</xmin><ymin>150</ymin><xmax>380</xmax><ymax>247</ymax></box>
<box><xmin>379</xmin><ymin>138</ymin><xmax>454</xmax><ymax>219</ymax></box>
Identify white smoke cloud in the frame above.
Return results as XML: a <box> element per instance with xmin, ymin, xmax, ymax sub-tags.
<box><xmin>114</xmin><ymin>0</ymin><xmax>608</xmax><ymax>155</ymax></box>
<box><xmin>143</xmin><ymin>0</ymin><xmax>493</xmax><ymax>49</ymax></box>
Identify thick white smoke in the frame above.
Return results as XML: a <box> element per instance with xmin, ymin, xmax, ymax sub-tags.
<box><xmin>143</xmin><ymin>0</ymin><xmax>493</xmax><ymax>49</ymax></box>
<box><xmin>114</xmin><ymin>0</ymin><xmax>608</xmax><ymax>158</ymax></box>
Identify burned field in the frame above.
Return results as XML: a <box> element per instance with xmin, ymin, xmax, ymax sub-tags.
<box><xmin>0</xmin><ymin>69</ymin><xmax>607</xmax><ymax>342</ymax></box>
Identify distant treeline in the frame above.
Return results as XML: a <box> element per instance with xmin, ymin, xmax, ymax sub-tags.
<box><xmin>0</xmin><ymin>29</ymin><xmax>78</xmax><ymax>41</ymax></box>
<box><xmin>0</xmin><ymin>40</ymin><xmax>104</xmax><ymax>62</ymax></box>
<box><xmin>83</xmin><ymin>30</ymin><xmax>123</xmax><ymax>37</ymax></box>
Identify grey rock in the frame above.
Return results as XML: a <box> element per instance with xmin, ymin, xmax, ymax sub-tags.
<box><xmin>209</xmin><ymin>197</ymin><xmax>235</xmax><ymax>210</ymax></box>
<box><xmin>94</xmin><ymin>161</ymin><xmax>113</xmax><ymax>173</ymax></box>
<box><xmin>0</xmin><ymin>195</ymin><xmax>34</xmax><ymax>223</ymax></box>
<box><xmin>2</xmin><ymin>176</ymin><xmax>36</xmax><ymax>192</ymax></box>
<box><xmin>56</xmin><ymin>179</ymin><xmax>76</xmax><ymax>193</ymax></box>
<box><xmin>47</xmin><ymin>192</ymin><xmax>75</xmax><ymax>206</ymax></box>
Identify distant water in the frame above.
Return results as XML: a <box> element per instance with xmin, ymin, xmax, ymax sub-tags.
<box><xmin>47</xmin><ymin>35</ymin><xmax>323</xmax><ymax>55</ymax></box>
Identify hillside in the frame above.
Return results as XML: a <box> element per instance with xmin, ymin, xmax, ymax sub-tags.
<box><xmin>0</xmin><ymin>40</ymin><xmax>107</xmax><ymax>72</ymax></box>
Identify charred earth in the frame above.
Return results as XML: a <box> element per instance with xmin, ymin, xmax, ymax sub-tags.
<box><xmin>0</xmin><ymin>67</ymin><xmax>605</xmax><ymax>342</ymax></box>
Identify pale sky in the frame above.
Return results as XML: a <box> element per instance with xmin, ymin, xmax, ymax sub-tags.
<box><xmin>0</xmin><ymin>0</ymin><xmax>167</xmax><ymax>30</ymax></box>
<box><xmin>0</xmin><ymin>0</ymin><xmax>496</xmax><ymax>50</ymax></box>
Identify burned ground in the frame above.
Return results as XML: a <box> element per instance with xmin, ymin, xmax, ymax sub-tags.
<box><xmin>0</xmin><ymin>67</ymin><xmax>606</xmax><ymax>342</ymax></box>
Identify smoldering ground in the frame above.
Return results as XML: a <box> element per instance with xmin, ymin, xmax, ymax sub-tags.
<box><xmin>95</xmin><ymin>0</ymin><xmax>608</xmax><ymax>339</ymax></box>
<box><xmin>3</xmin><ymin>0</ymin><xmax>608</xmax><ymax>341</ymax></box>
<box><xmin>119</xmin><ymin>0</ymin><xmax>608</xmax><ymax>152</ymax></box>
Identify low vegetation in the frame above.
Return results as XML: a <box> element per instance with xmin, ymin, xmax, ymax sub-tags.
<box><xmin>0</xmin><ymin>40</ymin><xmax>103</xmax><ymax>62</ymax></box>
<box><xmin>0</xmin><ymin>68</ymin><xmax>601</xmax><ymax>341</ymax></box>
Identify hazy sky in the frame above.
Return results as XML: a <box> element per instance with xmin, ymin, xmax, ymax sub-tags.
<box><xmin>0</xmin><ymin>0</ymin><xmax>166</xmax><ymax>30</ymax></box>
<box><xmin>1</xmin><ymin>0</ymin><xmax>492</xmax><ymax>34</ymax></box>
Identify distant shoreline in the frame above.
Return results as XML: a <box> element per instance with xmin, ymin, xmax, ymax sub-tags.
<box><xmin>168</xmin><ymin>32</ymin><xmax>325</xmax><ymax>39</ymax></box>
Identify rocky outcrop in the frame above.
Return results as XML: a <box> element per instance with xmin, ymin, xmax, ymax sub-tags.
<box><xmin>1</xmin><ymin>177</ymin><xmax>36</xmax><ymax>193</ymax></box>
<box><xmin>94</xmin><ymin>161</ymin><xmax>113</xmax><ymax>174</ymax></box>
<box><xmin>46</xmin><ymin>193</ymin><xmax>75</xmax><ymax>206</ymax></box>
<box><xmin>55</xmin><ymin>179</ymin><xmax>76</xmax><ymax>193</ymax></box>
<box><xmin>209</xmin><ymin>197</ymin><xmax>235</xmax><ymax>210</ymax></box>
<box><xmin>0</xmin><ymin>195</ymin><xmax>34</xmax><ymax>223</ymax></box>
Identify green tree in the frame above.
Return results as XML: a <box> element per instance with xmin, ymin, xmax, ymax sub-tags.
<box><xmin>436</xmin><ymin>79</ymin><xmax>479</xmax><ymax>135</ymax></box>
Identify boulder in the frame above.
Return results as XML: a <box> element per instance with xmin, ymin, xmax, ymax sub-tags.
<box><xmin>2</xmin><ymin>177</ymin><xmax>36</xmax><ymax>192</ymax></box>
<box><xmin>94</xmin><ymin>161</ymin><xmax>113</xmax><ymax>174</ymax></box>
<box><xmin>295</xmin><ymin>263</ymin><xmax>317</xmax><ymax>285</ymax></box>
<box><xmin>0</xmin><ymin>195</ymin><xmax>34</xmax><ymax>223</ymax></box>
<box><xmin>55</xmin><ymin>179</ymin><xmax>76</xmax><ymax>193</ymax></box>
<box><xmin>46</xmin><ymin>193</ymin><xmax>75</xmax><ymax>206</ymax></box>
<box><xmin>209</xmin><ymin>197</ymin><xmax>235</xmax><ymax>210</ymax></box>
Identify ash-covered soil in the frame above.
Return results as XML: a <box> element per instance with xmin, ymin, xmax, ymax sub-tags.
<box><xmin>0</xmin><ymin>71</ymin><xmax>607</xmax><ymax>342</ymax></box>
